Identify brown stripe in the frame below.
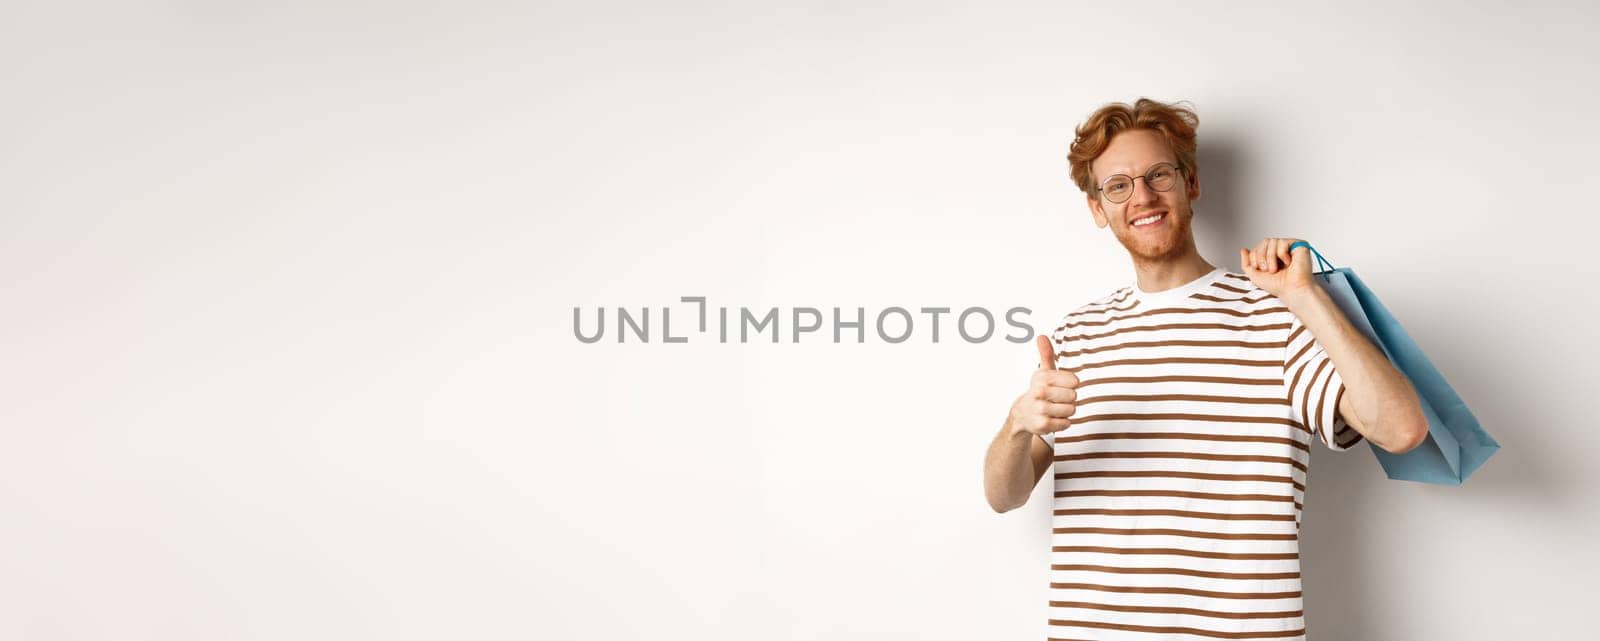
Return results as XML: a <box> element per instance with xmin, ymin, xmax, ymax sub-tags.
<box><xmin>1212</xmin><ymin>282</ymin><xmax>1252</xmax><ymax>294</ymax></box>
<box><xmin>1052</xmin><ymin>527</ymin><xmax>1297</xmax><ymax>541</ymax></box>
<box><xmin>1055</xmin><ymin>451</ymin><xmax>1307</xmax><ymax>473</ymax></box>
<box><xmin>1055</xmin><ymin>470</ymin><xmax>1305</xmax><ymax>492</ymax></box>
<box><xmin>1049</xmin><ymin>619</ymin><xmax>1305</xmax><ymax>639</ymax></box>
<box><xmin>1334</xmin><ymin>406</ymin><xmax>1363</xmax><ymax>448</ymax></box>
<box><xmin>1049</xmin><ymin>582</ymin><xmax>1301</xmax><ymax>600</ymax></box>
<box><xmin>1052</xmin><ymin>545</ymin><xmax>1299</xmax><ymax>561</ymax></box>
<box><xmin>1285</xmin><ymin>358</ymin><xmax>1309</xmax><ymax>411</ymax></box>
<box><xmin>1053</xmin><ymin>488</ymin><xmax>1301</xmax><ymax>507</ymax></box>
<box><xmin>1076</xmin><ymin>393</ymin><xmax>1291</xmax><ymax>407</ymax></box>
<box><xmin>1051</xmin><ymin>563</ymin><xmax>1300</xmax><ymax>580</ymax></box>
<box><xmin>1190</xmin><ymin>292</ymin><xmax>1275</xmax><ymax>304</ymax></box>
<box><xmin>1064</xmin><ymin>300</ymin><xmax>1141</xmax><ymax>321</ymax></box>
<box><xmin>1302</xmin><ymin>359</ymin><xmax>1329</xmax><ymax>435</ymax></box>
<box><xmin>1069</xmin><ymin>321</ymin><xmax>1292</xmax><ymax>343</ymax></box>
<box><xmin>1333</xmin><ymin>385</ymin><xmax>1347</xmax><ymax>424</ymax></box>
<box><xmin>1061</xmin><ymin>338</ymin><xmax>1287</xmax><ymax>358</ymax></box>
<box><xmin>1314</xmin><ymin>373</ymin><xmax>1336</xmax><ymax>439</ymax></box>
<box><xmin>1063</xmin><ymin>305</ymin><xmax>1290</xmax><ymax>329</ymax></box>
<box><xmin>1329</xmin><ymin>385</ymin><xmax>1352</xmax><ymax>448</ymax></box>
<box><xmin>1058</xmin><ymin>295</ymin><xmax>1139</xmax><ymax>327</ymax></box>
<box><xmin>1283</xmin><ymin>324</ymin><xmax>1308</xmax><ymax>362</ymax></box>
<box><xmin>1336</xmin><ymin>431</ymin><xmax>1362</xmax><ymax>448</ymax></box>
<box><xmin>1085</xmin><ymin>289</ymin><xmax>1135</xmax><ymax>308</ymax></box>
<box><xmin>1054</xmin><ymin>431</ymin><xmax>1307</xmax><ymax>452</ymax></box>
<box><xmin>1223</xmin><ymin>273</ymin><xmax>1252</xmax><ymax>282</ymax></box>
<box><xmin>1076</xmin><ymin>356</ymin><xmax>1282</xmax><ymax>371</ymax></box>
<box><xmin>1285</xmin><ymin>323</ymin><xmax>1306</xmax><ymax>343</ymax></box>
<box><xmin>1070</xmin><ymin>413</ymin><xmax>1303</xmax><ymax>429</ymax></box>
<box><xmin>1076</xmin><ymin>375</ymin><xmax>1282</xmax><ymax>388</ymax></box>
<box><xmin>1285</xmin><ymin>342</ymin><xmax>1312</xmax><ymax>375</ymax></box>
<box><xmin>1053</xmin><ymin>507</ymin><xmax>1297</xmax><ymax>522</ymax></box>
<box><xmin>1049</xmin><ymin>599</ymin><xmax>1303</xmax><ymax>620</ymax></box>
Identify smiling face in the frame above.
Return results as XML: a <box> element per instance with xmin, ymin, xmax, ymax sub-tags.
<box><xmin>1086</xmin><ymin>129</ymin><xmax>1203</xmax><ymax>264</ymax></box>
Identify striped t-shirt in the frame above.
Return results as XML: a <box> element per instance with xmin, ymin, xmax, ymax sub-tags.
<box><xmin>1044</xmin><ymin>266</ymin><xmax>1361</xmax><ymax>641</ymax></box>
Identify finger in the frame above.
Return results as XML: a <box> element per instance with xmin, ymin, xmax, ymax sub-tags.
<box><xmin>1267</xmin><ymin>238</ymin><xmax>1283</xmax><ymax>272</ymax></box>
<box><xmin>1040</xmin><ymin>386</ymin><xmax>1077</xmax><ymax>403</ymax></box>
<box><xmin>1289</xmin><ymin>241</ymin><xmax>1312</xmax><ymax>275</ymax></box>
<box><xmin>1030</xmin><ymin>368</ymin><xmax>1050</xmax><ymax>393</ymax></box>
<box><xmin>1276</xmin><ymin>238</ymin><xmax>1295</xmax><ymax>269</ymax></box>
<box><xmin>1289</xmin><ymin>241</ymin><xmax>1310</xmax><ymax>262</ymax></box>
<box><xmin>1254</xmin><ymin>239</ymin><xmax>1270</xmax><ymax>271</ymax></box>
<box><xmin>1042</xmin><ymin>369</ymin><xmax>1079</xmax><ymax>388</ymax></box>
<box><xmin>1042</xmin><ymin>402</ymin><xmax>1077</xmax><ymax>418</ymax></box>
<box><xmin>1284</xmin><ymin>239</ymin><xmax>1305</xmax><ymax>274</ymax></box>
<box><xmin>1035</xmin><ymin>334</ymin><xmax>1057</xmax><ymax>371</ymax></box>
<box><xmin>1044</xmin><ymin>417</ymin><xmax>1073</xmax><ymax>432</ymax></box>
<box><xmin>1239</xmin><ymin>248</ymin><xmax>1251</xmax><ymax>272</ymax></box>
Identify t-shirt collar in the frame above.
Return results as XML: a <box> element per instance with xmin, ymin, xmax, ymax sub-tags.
<box><xmin>1129</xmin><ymin>265</ymin><xmax>1226</xmax><ymax>306</ymax></box>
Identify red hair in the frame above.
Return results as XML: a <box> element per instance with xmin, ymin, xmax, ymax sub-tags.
<box><xmin>1067</xmin><ymin>98</ymin><xmax>1199</xmax><ymax>195</ymax></box>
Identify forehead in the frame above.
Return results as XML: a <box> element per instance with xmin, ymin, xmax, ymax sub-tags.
<box><xmin>1091</xmin><ymin>129</ymin><xmax>1177</xmax><ymax>178</ymax></box>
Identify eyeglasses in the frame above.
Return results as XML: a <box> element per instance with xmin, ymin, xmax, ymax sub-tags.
<box><xmin>1097</xmin><ymin>162</ymin><xmax>1183</xmax><ymax>204</ymax></box>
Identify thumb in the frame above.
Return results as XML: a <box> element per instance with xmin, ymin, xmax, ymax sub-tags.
<box><xmin>1035</xmin><ymin>334</ymin><xmax>1057</xmax><ymax>371</ymax></box>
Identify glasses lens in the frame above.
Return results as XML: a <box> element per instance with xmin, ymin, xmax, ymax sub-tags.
<box><xmin>1147</xmin><ymin>166</ymin><xmax>1177</xmax><ymax>192</ymax></box>
<box><xmin>1103</xmin><ymin>177</ymin><xmax>1132</xmax><ymax>202</ymax></box>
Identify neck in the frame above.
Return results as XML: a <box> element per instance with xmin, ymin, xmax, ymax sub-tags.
<box><xmin>1131</xmin><ymin>244</ymin><xmax>1215</xmax><ymax>294</ymax></box>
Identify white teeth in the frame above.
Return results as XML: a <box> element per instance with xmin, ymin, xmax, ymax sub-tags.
<box><xmin>1132</xmin><ymin>213</ymin><xmax>1165</xmax><ymax>226</ymax></box>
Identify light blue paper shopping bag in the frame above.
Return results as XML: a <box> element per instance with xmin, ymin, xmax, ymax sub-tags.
<box><xmin>1289</xmin><ymin>242</ymin><xmax>1499</xmax><ymax>485</ymax></box>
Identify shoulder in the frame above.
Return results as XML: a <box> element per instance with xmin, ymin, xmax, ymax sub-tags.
<box><xmin>1192</xmin><ymin>271</ymin><xmax>1290</xmax><ymax>308</ymax></box>
<box><xmin>1194</xmin><ymin>272</ymin><xmax>1303</xmax><ymax>338</ymax></box>
<box><xmin>1194</xmin><ymin>271</ymin><xmax>1264</xmax><ymax>299</ymax></box>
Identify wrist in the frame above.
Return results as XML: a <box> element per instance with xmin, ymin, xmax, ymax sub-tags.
<box><xmin>1004</xmin><ymin>413</ymin><xmax>1032</xmax><ymax>441</ymax></box>
<box><xmin>1280</xmin><ymin>284</ymin><xmax>1326</xmax><ymax>311</ymax></box>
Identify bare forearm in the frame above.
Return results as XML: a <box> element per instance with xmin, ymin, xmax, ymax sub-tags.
<box><xmin>1281</xmin><ymin>286</ymin><xmax>1426</xmax><ymax>452</ymax></box>
<box><xmin>986</xmin><ymin>340</ymin><xmax>1076</xmax><ymax>512</ymax></box>
<box><xmin>984</xmin><ymin>416</ymin><xmax>1038</xmax><ymax>512</ymax></box>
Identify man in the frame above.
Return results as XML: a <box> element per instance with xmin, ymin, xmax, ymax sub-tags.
<box><xmin>981</xmin><ymin>98</ymin><xmax>1428</xmax><ymax>640</ymax></box>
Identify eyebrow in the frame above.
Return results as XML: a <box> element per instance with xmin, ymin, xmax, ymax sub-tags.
<box><xmin>1098</xmin><ymin>161</ymin><xmax>1178</xmax><ymax>185</ymax></box>
<box><xmin>1106</xmin><ymin>161</ymin><xmax>1177</xmax><ymax>177</ymax></box>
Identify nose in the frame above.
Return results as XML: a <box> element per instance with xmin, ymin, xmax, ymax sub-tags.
<box><xmin>1128</xmin><ymin>175</ymin><xmax>1160</xmax><ymax>206</ymax></box>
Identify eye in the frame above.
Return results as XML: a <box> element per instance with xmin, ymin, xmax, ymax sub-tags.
<box><xmin>1148</xmin><ymin>168</ymin><xmax>1172</xmax><ymax>180</ymax></box>
<box><xmin>1104</xmin><ymin>178</ymin><xmax>1131</xmax><ymax>194</ymax></box>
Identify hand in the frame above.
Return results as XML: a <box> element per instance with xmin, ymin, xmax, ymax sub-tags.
<box><xmin>1008</xmin><ymin>335</ymin><xmax>1079</xmax><ymax>438</ymax></box>
<box><xmin>1240</xmin><ymin>237</ymin><xmax>1316</xmax><ymax>299</ymax></box>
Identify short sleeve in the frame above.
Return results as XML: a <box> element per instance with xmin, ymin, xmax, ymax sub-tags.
<box><xmin>1283</xmin><ymin>314</ymin><xmax>1363</xmax><ymax>451</ymax></box>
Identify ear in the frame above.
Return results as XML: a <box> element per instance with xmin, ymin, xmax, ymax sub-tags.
<box><xmin>1186</xmin><ymin>165</ymin><xmax>1201</xmax><ymax>202</ymax></box>
<box><xmin>1087</xmin><ymin>193</ymin><xmax>1108</xmax><ymax>229</ymax></box>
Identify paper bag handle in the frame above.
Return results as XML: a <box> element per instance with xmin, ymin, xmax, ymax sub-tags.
<box><xmin>1288</xmin><ymin>240</ymin><xmax>1336</xmax><ymax>275</ymax></box>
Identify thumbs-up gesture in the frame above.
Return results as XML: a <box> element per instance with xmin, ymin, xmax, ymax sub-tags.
<box><xmin>1008</xmin><ymin>335</ymin><xmax>1080</xmax><ymax>438</ymax></box>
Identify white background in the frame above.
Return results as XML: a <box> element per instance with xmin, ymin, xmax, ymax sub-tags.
<box><xmin>4</xmin><ymin>2</ymin><xmax>1597</xmax><ymax>639</ymax></box>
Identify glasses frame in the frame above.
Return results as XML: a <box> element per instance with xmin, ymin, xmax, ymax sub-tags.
<box><xmin>1096</xmin><ymin>162</ymin><xmax>1184</xmax><ymax>204</ymax></box>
